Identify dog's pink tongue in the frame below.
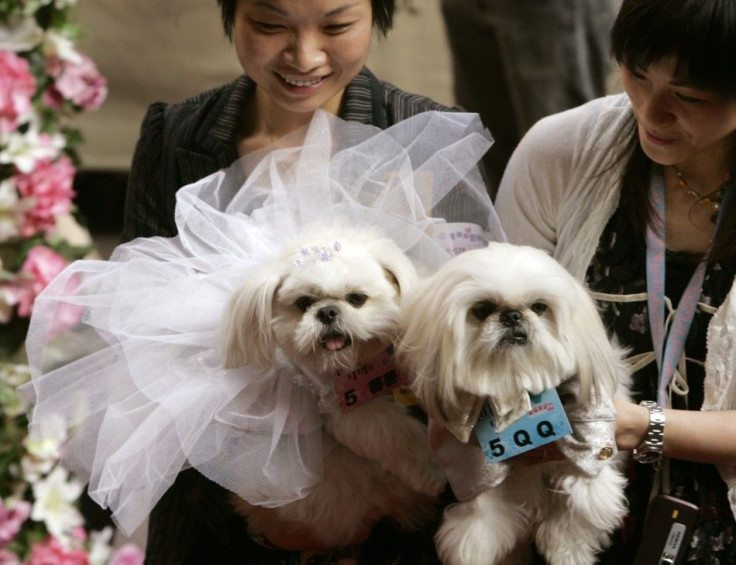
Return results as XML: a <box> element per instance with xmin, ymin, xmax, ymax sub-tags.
<box><xmin>324</xmin><ymin>336</ymin><xmax>346</xmax><ymax>351</ymax></box>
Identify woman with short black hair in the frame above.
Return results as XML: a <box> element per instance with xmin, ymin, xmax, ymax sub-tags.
<box><xmin>497</xmin><ymin>0</ymin><xmax>736</xmax><ymax>561</ymax></box>
<box><xmin>123</xmin><ymin>1</ymin><xmax>457</xmax><ymax>563</ymax></box>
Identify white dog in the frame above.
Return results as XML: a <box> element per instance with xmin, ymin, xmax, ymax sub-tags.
<box><xmin>219</xmin><ymin>226</ymin><xmax>446</xmax><ymax>548</ymax></box>
<box><xmin>399</xmin><ymin>242</ymin><xmax>630</xmax><ymax>565</ymax></box>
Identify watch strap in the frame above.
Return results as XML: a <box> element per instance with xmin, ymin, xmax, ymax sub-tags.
<box><xmin>633</xmin><ymin>400</ymin><xmax>665</xmax><ymax>464</ymax></box>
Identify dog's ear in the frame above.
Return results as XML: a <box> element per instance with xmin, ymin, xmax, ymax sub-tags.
<box><xmin>564</xmin><ymin>280</ymin><xmax>624</xmax><ymax>404</ymax></box>
<box><xmin>399</xmin><ymin>272</ymin><xmax>472</xmax><ymax>433</ymax></box>
<box><xmin>366</xmin><ymin>238</ymin><xmax>418</xmax><ymax>296</ymax></box>
<box><xmin>219</xmin><ymin>266</ymin><xmax>283</xmax><ymax>369</ymax></box>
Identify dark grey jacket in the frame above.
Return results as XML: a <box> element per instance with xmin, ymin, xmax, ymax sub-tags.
<box><xmin>123</xmin><ymin>68</ymin><xmax>454</xmax><ymax>564</ymax></box>
<box><xmin>122</xmin><ymin>67</ymin><xmax>453</xmax><ymax>242</ymax></box>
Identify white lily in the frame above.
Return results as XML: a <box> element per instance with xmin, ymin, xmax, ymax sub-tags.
<box><xmin>0</xmin><ymin>15</ymin><xmax>44</xmax><ymax>52</ymax></box>
<box><xmin>23</xmin><ymin>414</ymin><xmax>67</xmax><ymax>461</ymax></box>
<box><xmin>87</xmin><ymin>527</ymin><xmax>114</xmax><ymax>565</ymax></box>
<box><xmin>31</xmin><ymin>465</ymin><xmax>84</xmax><ymax>541</ymax></box>
<box><xmin>0</xmin><ymin>288</ymin><xmax>17</xmax><ymax>325</ymax></box>
<box><xmin>0</xmin><ymin>125</ymin><xmax>65</xmax><ymax>174</ymax></box>
<box><xmin>0</xmin><ymin>179</ymin><xmax>21</xmax><ymax>244</ymax></box>
<box><xmin>43</xmin><ymin>29</ymin><xmax>82</xmax><ymax>64</ymax></box>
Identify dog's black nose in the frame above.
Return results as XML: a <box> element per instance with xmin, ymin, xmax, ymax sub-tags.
<box><xmin>317</xmin><ymin>305</ymin><xmax>340</xmax><ymax>324</ymax></box>
<box><xmin>500</xmin><ymin>309</ymin><xmax>523</xmax><ymax>326</ymax></box>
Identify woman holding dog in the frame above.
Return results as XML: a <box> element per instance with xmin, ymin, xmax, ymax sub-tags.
<box><xmin>121</xmin><ymin>1</ymin><xmax>458</xmax><ymax>564</ymax></box>
<box><xmin>496</xmin><ymin>0</ymin><xmax>736</xmax><ymax>561</ymax></box>
<box><xmin>122</xmin><ymin>0</ymin><xmax>455</xmax><ymax>242</ymax></box>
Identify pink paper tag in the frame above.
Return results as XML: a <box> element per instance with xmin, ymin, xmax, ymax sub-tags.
<box><xmin>331</xmin><ymin>347</ymin><xmax>409</xmax><ymax>413</ymax></box>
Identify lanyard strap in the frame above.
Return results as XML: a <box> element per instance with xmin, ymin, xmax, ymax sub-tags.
<box><xmin>646</xmin><ymin>167</ymin><xmax>707</xmax><ymax>407</ymax></box>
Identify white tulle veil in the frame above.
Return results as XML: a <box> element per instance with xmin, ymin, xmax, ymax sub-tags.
<box><xmin>21</xmin><ymin>110</ymin><xmax>503</xmax><ymax>536</ymax></box>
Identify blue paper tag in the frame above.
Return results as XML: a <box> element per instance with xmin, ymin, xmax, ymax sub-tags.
<box><xmin>474</xmin><ymin>389</ymin><xmax>572</xmax><ymax>463</ymax></box>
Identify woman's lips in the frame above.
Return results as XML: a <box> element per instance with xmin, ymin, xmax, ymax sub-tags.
<box><xmin>275</xmin><ymin>72</ymin><xmax>329</xmax><ymax>92</ymax></box>
<box><xmin>644</xmin><ymin>128</ymin><xmax>677</xmax><ymax>145</ymax></box>
<box><xmin>279</xmin><ymin>74</ymin><xmax>324</xmax><ymax>87</ymax></box>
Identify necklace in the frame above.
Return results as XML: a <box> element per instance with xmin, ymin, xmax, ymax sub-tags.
<box><xmin>673</xmin><ymin>166</ymin><xmax>731</xmax><ymax>224</ymax></box>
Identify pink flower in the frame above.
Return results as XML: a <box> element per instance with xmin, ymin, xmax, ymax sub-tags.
<box><xmin>15</xmin><ymin>156</ymin><xmax>76</xmax><ymax>238</ymax></box>
<box><xmin>70</xmin><ymin>528</ymin><xmax>86</xmax><ymax>543</ymax></box>
<box><xmin>0</xmin><ymin>549</ymin><xmax>20</xmax><ymax>565</ymax></box>
<box><xmin>109</xmin><ymin>545</ymin><xmax>144</xmax><ymax>565</ymax></box>
<box><xmin>0</xmin><ymin>500</ymin><xmax>31</xmax><ymax>548</ymax></box>
<box><xmin>14</xmin><ymin>246</ymin><xmax>69</xmax><ymax>317</ymax></box>
<box><xmin>0</xmin><ymin>51</ymin><xmax>36</xmax><ymax>134</ymax></box>
<box><xmin>44</xmin><ymin>54</ymin><xmax>106</xmax><ymax>111</ymax></box>
<box><xmin>0</xmin><ymin>278</ymin><xmax>34</xmax><ymax>320</ymax></box>
<box><xmin>26</xmin><ymin>537</ymin><xmax>88</xmax><ymax>565</ymax></box>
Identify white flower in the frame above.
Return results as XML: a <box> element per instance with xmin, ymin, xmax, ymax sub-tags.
<box><xmin>24</xmin><ymin>435</ymin><xmax>64</xmax><ymax>461</ymax></box>
<box><xmin>0</xmin><ymin>363</ymin><xmax>31</xmax><ymax>416</ymax></box>
<box><xmin>20</xmin><ymin>453</ymin><xmax>55</xmax><ymax>483</ymax></box>
<box><xmin>23</xmin><ymin>414</ymin><xmax>68</xmax><ymax>461</ymax></box>
<box><xmin>21</xmin><ymin>0</ymin><xmax>52</xmax><ymax>16</ymax></box>
<box><xmin>0</xmin><ymin>179</ymin><xmax>19</xmax><ymax>208</ymax></box>
<box><xmin>87</xmin><ymin>527</ymin><xmax>114</xmax><ymax>565</ymax></box>
<box><xmin>43</xmin><ymin>30</ymin><xmax>82</xmax><ymax>64</ymax></box>
<box><xmin>0</xmin><ymin>15</ymin><xmax>44</xmax><ymax>52</ymax></box>
<box><xmin>31</xmin><ymin>465</ymin><xmax>84</xmax><ymax>541</ymax></box>
<box><xmin>22</xmin><ymin>415</ymin><xmax>68</xmax><ymax>480</ymax></box>
<box><xmin>0</xmin><ymin>126</ymin><xmax>65</xmax><ymax>174</ymax></box>
<box><xmin>0</xmin><ymin>363</ymin><xmax>31</xmax><ymax>388</ymax></box>
<box><xmin>0</xmin><ymin>179</ymin><xmax>21</xmax><ymax>243</ymax></box>
<box><xmin>0</xmin><ymin>288</ymin><xmax>16</xmax><ymax>324</ymax></box>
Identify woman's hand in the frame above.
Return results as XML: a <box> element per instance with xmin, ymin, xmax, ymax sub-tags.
<box><xmin>613</xmin><ymin>395</ymin><xmax>736</xmax><ymax>466</ymax></box>
<box><xmin>613</xmin><ymin>396</ymin><xmax>649</xmax><ymax>451</ymax></box>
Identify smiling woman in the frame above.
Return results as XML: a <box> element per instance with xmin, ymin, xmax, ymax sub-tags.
<box><xmin>495</xmin><ymin>0</ymin><xmax>736</xmax><ymax>562</ymax></box>
<box><xmin>122</xmin><ymin>0</ymin><xmax>457</xmax><ymax>243</ymax></box>
<box><xmin>120</xmin><ymin>0</ymin><xmax>464</xmax><ymax>563</ymax></box>
<box><xmin>231</xmin><ymin>0</ymin><xmax>376</xmax><ymax>154</ymax></box>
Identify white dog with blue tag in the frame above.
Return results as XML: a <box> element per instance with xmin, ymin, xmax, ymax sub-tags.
<box><xmin>399</xmin><ymin>242</ymin><xmax>631</xmax><ymax>565</ymax></box>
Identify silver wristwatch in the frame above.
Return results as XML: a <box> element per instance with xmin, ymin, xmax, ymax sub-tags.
<box><xmin>633</xmin><ymin>400</ymin><xmax>665</xmax><ymax>464</ymax></box>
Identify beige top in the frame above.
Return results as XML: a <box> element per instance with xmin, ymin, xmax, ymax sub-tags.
<box><xmin>495</xmin><ymin>93</ymin><xmax>736</xmax><ymax>516</ymax></box>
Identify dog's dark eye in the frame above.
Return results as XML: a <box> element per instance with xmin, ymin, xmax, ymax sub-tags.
<box><xmin>531</xmin><ymin>301</ymin><xmax>548</xmax><ymax>315</ymax></box>
<box><xmin>471</xmin><ymin>300</ymin><xmax>497</xmax><ymax>321</ymax></box>
<box><xmin>295</xmin><ymin>296</ymin><xmax>316</xmax><ymax>312</ymax></box>
<box><xmin>346</xmin><ymin>293</ymin><xmax>368</xmax><ymax>307</ymax></box>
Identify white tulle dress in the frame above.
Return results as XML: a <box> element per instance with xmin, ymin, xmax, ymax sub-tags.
<box><xmin>20</xmin><ymin>110</ymin><xmax>502</xmax><ymax>536</ymax></box>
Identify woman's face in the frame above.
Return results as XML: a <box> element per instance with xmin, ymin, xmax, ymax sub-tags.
<box><xmin>233</xmin><ymin>0</ymin><xmax>373</xmax><ymax>116</ymax></box>
<box><xmin>621</xmin><ymin>60</ymin><xmax>736</xmax><ymax>170</ymax></box>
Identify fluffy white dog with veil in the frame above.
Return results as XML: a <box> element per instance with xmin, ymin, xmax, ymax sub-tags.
<box><xmin>20</xmin><ymin>111</ymin><xmax>501</xmax><ymax>546</ymax></box>
<box><xmin>218</xmin><ymin>223</ymin><xmax>446</xmax><ymax>545</ymax></box>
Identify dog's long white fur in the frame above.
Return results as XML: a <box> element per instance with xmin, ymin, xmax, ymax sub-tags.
<box><xmin>218</xmin><ymin>227</ymin><xmax>445</xmax><ymax>547</ymax></box>
<box><xmin>400</xmin><ymin>242</ymin><xmax>630</xmax><ymax>565</ymax></box>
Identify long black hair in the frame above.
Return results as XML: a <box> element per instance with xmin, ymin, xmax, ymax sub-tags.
<box><xmin>216</xmin><ymin>0</ymin><xmax>396</xmax><ymax>41</ymax></box>
<box><xmin>610</xmin><ymin>0</ymin><xmax>736</xmax><ymax>262</ymax></box>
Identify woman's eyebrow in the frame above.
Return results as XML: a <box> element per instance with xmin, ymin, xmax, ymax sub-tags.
<box><xmin>251</xmin><ymin>1</ymin><xmax>360</xmax><ymax>18</ymax></box>
<box><xmin>252</xmin><ymin>1</ymin><xmax>288</xmax><ymax>16</ymax></box>
<box><xmin>325</xmin><ymin>3</ymin><xmax>360</xmax><ymax>17</ymax></box>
